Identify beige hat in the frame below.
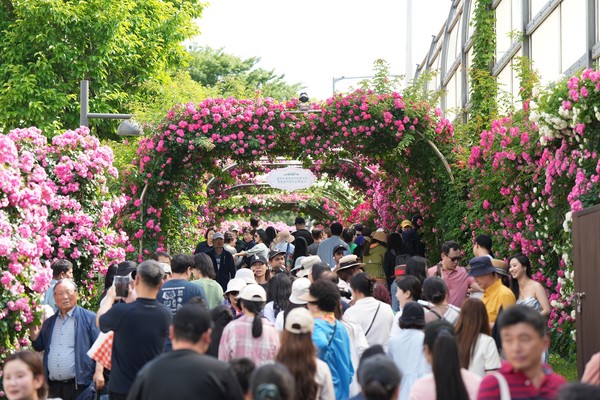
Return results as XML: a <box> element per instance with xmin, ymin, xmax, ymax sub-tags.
<box><xmin>491</xmin><ymin>258</ymin><xmax>510</xmax><ymax>277</ymax></box>
<box><xmin>371</xmin><ymin>231</ymin><xmax>388</xmax><ymax>244</ymax></box>
<box><xmin>285</xmin><ymin>307</ymin><xmax>314</xmax><ymax>334</ymax></box>
<box><xmin>337</xmin><ymin>255</ymin><xmax>365</xmax><ymax>271</ymax></box>
<box><xmin>275</xmin><ymin>230</ymin><xmax>294</xmax><ymax>244</ymax></box>
<box><xmin>237</xmin><ymin>284</ymin><xmax>267</xmax><ymax>302</ymax></box>
<box><xmin>289</xmin><ymin>277</ymin><xmax>311</xmax><ymax>304</ymax></box>
<box><xmin>297</xmin><ymin>255</ymin><xmax>321</xmax><ymax>278</ymax></box>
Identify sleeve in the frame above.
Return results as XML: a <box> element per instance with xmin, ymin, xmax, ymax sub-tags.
<box><xmin>246</xmin><ymin>245</ymin><xmax>262</xmax><ymax>256</ymax></box>
<box><xmin>218</xmin><ymin>324</ymin><xmax>232</xmax><ymax>362</ymax></box>
<box><xmin>477</xmin><ymin>375</ymin><xmax>501</xmax><ymax>400</ymax></box>
<box><xmin>31</xmin><ymin>319</ymin><xmax>51</xmax><ymax>351</ymax></box>
<box><xmin>89</xmin><ymin>312</ymin><xmax>100</xmax><ymax>343</ymax></box>
<box><xmin>98</xmin><ymin>304</ymin><xmax>124</xmax><ymax>333</ymax></box>
<box><xmin>499</xmin><ymin>291</ymin><xmax>517</xmax><ymax>309</ymax></box>
<box><xmin>317</xmin><ymin>361</ymin><xmax>335</xmax><ymax>400</ymax></box>
<box><xmin>483</xmin><ymin>336</ymin><xmax>501</xmax><ymax>371</ymax></box>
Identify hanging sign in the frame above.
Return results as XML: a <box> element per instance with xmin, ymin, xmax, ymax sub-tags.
<box><xmin>266</xmin><ymin>167</ymin><xmax>316</xmax><ymax>191</ymax></box>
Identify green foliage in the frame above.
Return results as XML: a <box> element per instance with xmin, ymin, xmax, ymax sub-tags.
<box><xmin>469</xmin><ymin>0</ymin><xmax>498</xmax><ymax>131</ymax></box>
<box><xmin>358</xmin><ymin>59</ymin><xmax>404</xmax><ymax>94</ymax></box>
<box><xmin>185</xmin><ymin>46</ymin><xmax>304</xmax><ymax>100</ymax></box>
<box><xmin>0</xmin><ymin>0</ymin><xmax>204</xmax><ymax>137</ymax></box>
<box><xmin>514</xmin><ymin>56</ymin><xmax>540</xmax><ymax>103</ymax></box>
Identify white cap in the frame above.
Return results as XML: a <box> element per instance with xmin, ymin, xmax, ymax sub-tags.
<box><xmin>234</xmin><ymin>268</ymin><xmax>257</xmax><ymax>284</ymax></box>
<box><xmin>297</xmin><ymin>255</ymin><xmax>321</xmax><ymax>278</ymax></box>
<box><xmin>289</xmin><ymin>278</ymin><xmax>311</xmax><ymax>305</ymax></box>
<box><xmin>225</xmin><ymin>278</ymin><xmax>246</xmax><ymax>294</ymax></box>
<box><xmin>285</xmin><ymin>307</ymin><xmax>314</xmax><ymax>334</ymax></box>
<box><xmin>237</xmin><ymin>284</ymin><xmax>267</xmax><ymax>302</ymax></box>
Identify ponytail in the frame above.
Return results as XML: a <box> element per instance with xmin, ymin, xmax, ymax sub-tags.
<box><xmin>241</xmin><ymin>299</ymin><xmax>265</xmax><ymax>338</ymax></box>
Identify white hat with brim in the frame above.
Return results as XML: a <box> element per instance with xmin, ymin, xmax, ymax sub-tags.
<box><xmin>234</xmin><ymin>268</ymin><xmax>257</xmax><ymax>284</ymax></box>
<box><xmin>289</xmin><ymin>277</ymin><xmax>311</xmax><ymax>304</ymax></box>
<box><xmin>225</xmin><ymin>278</ymin><xmax>247</xmax><ymax>294</ymax></box>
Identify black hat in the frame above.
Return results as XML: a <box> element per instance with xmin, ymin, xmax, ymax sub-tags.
<box><xmin>399</xmin><ymin>302</ymin><xmax>425</xmax><ymax>325</ymax></box>
<box><xmin>249</xmin><ymin>255</ymin><xmax>268</xmax><ymax>267</ymax></box>
<box><xmin>332</xmin><ymin>244</ymin><xmax>348</xmax><ymax>255</ymax></box>
<box><xmin>468</xmin><ymin>256</ymin><xmax>497</xmax><ymax>277</ymax></box>
<box><xmin>268</xmin><ymin>250</ymin><xmax>285</xmax><ymax>261</ymax></box>
<box><xmin>115</xmin><ymin>261</ymin><xmax>136</xmax><ymax>277</ymax></box>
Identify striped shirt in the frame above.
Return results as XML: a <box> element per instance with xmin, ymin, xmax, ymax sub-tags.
<box><xmin>477</xmin><ymin>361</ymin><xmax>566</xmax><ymax>400</ymax></box>
<box><xmin>47</xmin><ymin>309</ymin><xmax>76</xmax><ymax>381</ymax></box>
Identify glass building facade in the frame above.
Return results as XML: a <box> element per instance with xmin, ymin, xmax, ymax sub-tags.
<box><xmin>414</xmin><ymin>0</ymin><xmax>595</xmax><ymax>119</ymax></box>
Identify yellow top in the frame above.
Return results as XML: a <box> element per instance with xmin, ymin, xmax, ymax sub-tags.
<box><xmin>483</xmin><ymin>278</ymin><xmax>516</xmax><ymax>323</ymax></box>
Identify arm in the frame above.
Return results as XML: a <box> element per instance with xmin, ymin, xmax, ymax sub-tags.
<box><xmin>93</xmin><ymin>363</ymin><xmax>105</xmax><ymax>390</ymax></box>
<box><xmin>533</xmin><ymin>282</ymin><xmax>551</xmax><ymax>317</ymax></box>
<box><xmin>96</xmin><ymin>285</ymin><xmax>117</xmax><ymax>328</ymax></box>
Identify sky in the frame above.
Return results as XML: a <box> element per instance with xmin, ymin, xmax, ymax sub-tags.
<box><xmin>192</xmin><ymin>0</ymin><xmax>450</xmax><ymax>100</ymax></box>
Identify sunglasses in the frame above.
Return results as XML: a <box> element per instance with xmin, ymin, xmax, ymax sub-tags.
<box><xmin>450</xmin><ymin>256</ymin><xmax>463</xmax><ymax>262</ymax></box>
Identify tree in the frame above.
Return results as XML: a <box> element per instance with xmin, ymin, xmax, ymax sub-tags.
<box><xmin>0</xmin><ymin>0</ymin><xmax>204</xmax><ymax>138</ymax></box>
<box><xmin>186</xmin><ymin>46</ymin><xmax>304</xmax><ymax>100</ymax></box>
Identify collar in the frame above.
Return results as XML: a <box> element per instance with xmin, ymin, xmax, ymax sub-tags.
<box><xmin>485</xmin><ymin>278</ymin><xmax>503</xmax><ymax>293</ymax></box>
<box><xmin>313</xmin><ymin>311</ymin><xmax>336</xmax><ymax>324</ymax></box>
<box><xmin>58</xmin><ymin>306</ymin><xmax>76</xmax><ymax>319</ymax></box>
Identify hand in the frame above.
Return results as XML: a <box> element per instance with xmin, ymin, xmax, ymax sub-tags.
<box><xmin>29</xmin><ymin>323</ymin><xmax>41</xmax><ymax>341</ymax></box>
<box><xmin>106</xmin><ymin>285</ymin><xmax>117</xmax><ymax>300</ymax></box>
<box><xmin>93</xmin><ymin>370</ymin><xmax>105</xmax><ymax>390</ymax></box>
<box><xmin>582</xmin><ymin>352</ymin><xmax>600</xmax><ymax>385</ymax></box>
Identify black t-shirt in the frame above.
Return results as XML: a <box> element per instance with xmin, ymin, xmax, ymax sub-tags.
<box><xmin>292</xmin><ymin>228</ymin><xmax>313</xmax><ymax>246</ymax></box>
<box><xmin>99</xmin><ymin>298</ymin><xmax>171</xmax><ymax>395</ymax></box>
<box><xmin>127</xmin><ymin>349</ymin><xmax>244</xmax><ymax>400</ymax></box>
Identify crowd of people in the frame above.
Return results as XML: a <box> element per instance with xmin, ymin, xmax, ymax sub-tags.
<box><xmin>3</xmin><ymin>217</ymin><xmax>600</xmax><ymax>400</ymax></box>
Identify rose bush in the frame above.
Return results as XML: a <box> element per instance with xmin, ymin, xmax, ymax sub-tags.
<box><xmin>0</xmin><ymin>127</ymin><xmax>126</xmax><ymax>361</ymax></box>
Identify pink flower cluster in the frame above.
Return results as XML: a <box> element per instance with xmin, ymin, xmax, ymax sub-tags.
<box><xmin>1</xmin><ymin>127</ymin><xmax>127</xmax><ymax>354</ymax></box>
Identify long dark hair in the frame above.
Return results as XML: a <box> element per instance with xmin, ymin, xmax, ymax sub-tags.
<box><xmin>265</xmin><ymin>227</ymin><xmax>277</xmax><ymax>248</ymax></box>
<box><xmin>268</xmin><ymin>274</ymin><xmax>292</xmax><ymax>316</ymax></box>
<box><xmin>240</xmin><ymin>299</ymin><xmax>265</xmax><ymax>338</ymax></box>
<box><xmin>387</xmin><ymin>232</ymin><xmax>405</xmax><ymax>253</ymax></box>
<box><xmin>509</xmin><ymin>253</ymin><xmax>532</xmax><ymax>299</ymax></box>
<box><xmin>424</xmin><ymin>321</ymin><xmax>469</xmax><ymax>400</ymax></box>
<box><xmin>455</xmin><ymin>298</ymin><xmax>490</xmax><ymax>369</ymax></box>
<box><xmin>276</xmin><ymin>331</ymin><xmax>317</xmax><ymax>400</ymax></box>
<box><xmin>405</xmin><ymin>256</ymin><xmax>428</xmax><ymax>283</ymax></box>
<box><xmin>291</xmin><ymin>237</ymin><xmax>308</xmax><ymax>267</ymax></box>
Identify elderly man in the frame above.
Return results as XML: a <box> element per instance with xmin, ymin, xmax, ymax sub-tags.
<box><xmin>42</xmin><ymin>259</ymin><xmax>73</xmax><ymax>312</ymax></box>
<box><xmin>31</xmin><ymin>279</ymin><xmax>103</xmax><ymax>400</ymax></box>
<box><xmin>97</xmin><ymin>260</ymin><xmax>172</xmax><ymax>400</ymax></box>
<box><xmin>468</xmin><ymin>256</ymin><xmax>516</xmax><ymax>324</ymax></box>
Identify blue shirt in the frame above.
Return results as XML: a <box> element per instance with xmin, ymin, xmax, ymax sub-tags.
<box><xmin>313</xmin><ymin>318</ymin><xmax>354</xmax><ymax>400</ymax></box>
<box><xmin>42</xmin><ymin>279</ymin><xmax>58</xmax><ymax>312</ymax></box>
<box><xmin>157</xmin><ymin>278</ymin><xmax>208</xmax><ymax>313</ymax></box>
<box><xmin>317</xmin><ymin>236</ymin><xmax>349</xmax><ymax>269</ymax></box>
<box><xmin>387</xmin><ymin>329</ymin><xmax>430</xmax><ymax>400</ymax></box>
<box><xmin>47</xmin><ymin>309</ymin><xmax>76</xmax><ymax>381</ymax></box>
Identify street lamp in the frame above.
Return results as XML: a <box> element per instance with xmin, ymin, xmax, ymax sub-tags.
<box><xmin>332</xmin><ymin>74</ymin><xmax>402</xmax><ymax>94</ymax></box>
<box><xmin>79</xmin><ymin>80</ymin><xmax>142</xmax><ymax>136</ymax></box>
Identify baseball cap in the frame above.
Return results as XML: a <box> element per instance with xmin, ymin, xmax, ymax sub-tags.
<box><xmin>237</xmin><ymin>284</ymin><xmax>267</xmax><ymax>302</ymax></box>
<box><xmin>213</xmin><ymin>232</ymin><xmax>225</xmax><ymax>240</ymax></box>
<box><xmin>249</xmin><ymin>255</ymin><xmax>268</xmax><ymax>267</ymax></box>
<box><xmin>401</xmin><ymin>220</ymin><xmax>413</xmax><ymax>229</ymax></box>
<box><xmin>268</xmin><ymin>250</ymin><xmax>285</xmax><ymax>261</ymax></box>
<box><xmin>289</xmin><ymin>277</ymin><xmax>311</xmax><ymax>304</ymax></box>
<box><xmin>285</xmin><ymin>307</ymin><xmax>314</xmax><ymax>334</ymax></box>
<box><xmin>468</xmin><ymin>256</ymin><xmax>497</xmax><ymax>277</ymax></box>
<box><xmin>230</xmin><ymin>225</ymin><xmax>240</xmax><ymax>232</ymax></box>
<box><xmin>357</xmin><ymin>354</ymin><xmax>402</xmax><ymax>392</ymax></box>
<box><xmin>332</xmin><ymin>244</ymin><xmax>348</xmax><ymax>255</ymax></box>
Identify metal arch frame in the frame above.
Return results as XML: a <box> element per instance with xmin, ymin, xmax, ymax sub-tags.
<box><xmin>205</xmin><ymin>157</ymin><xmax>377</xmax><ymax>197</ymax></box>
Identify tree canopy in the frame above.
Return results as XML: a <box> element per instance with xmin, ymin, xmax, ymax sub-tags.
<box><xmin>0</xmin><ymin>0</ymin><xmax>204</xmax><ymax>138</ymax></box>
<box><xmin>186</xmin><ymin>46</ymin><xmax>304</xmax><ymax>100</ymax></box>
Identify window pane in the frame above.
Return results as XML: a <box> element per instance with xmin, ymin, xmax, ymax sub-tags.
<box><xmin>496</xmin><ymin>0</ymin><xmax>513</xmax><ymax>60</ymax></box>
<box><xmin>530</xmin><ymin>0</ymin><xmax>549</xmax><ymax>19</ymax></box>
<box><xmin>560</xmin><ymin>0</ymin><xmax>586</xmax><ymax>70</ymax></box>
<box><xmin>531</xmin><ymin>9</ymin><xmax>560</xmax><ymax>86</ymax></box>
<box><xmin>467</xmin><ymin>0</ymin><xmax>476</xmax><ymax>40</ymax></box>
<box><xmin>512</xmin><ymin>0</ymin><xmax>523</xmax><ymax>32</ymax></box>
<box><xmin>497</xmin><ymin>63</ymin><xmax>513</xmax><ymax>114</ymax></box>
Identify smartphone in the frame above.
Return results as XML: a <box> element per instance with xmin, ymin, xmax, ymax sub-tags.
<box><xmin>114</xmin><ymin>275</ymin><xmax>129</xmax><ymax>298</ymax></box>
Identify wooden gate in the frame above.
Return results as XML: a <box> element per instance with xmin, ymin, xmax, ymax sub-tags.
<box><xmin>572</xmin><ymin>204</ymin><xmax>600</xmax><ymax>377</ymax></box>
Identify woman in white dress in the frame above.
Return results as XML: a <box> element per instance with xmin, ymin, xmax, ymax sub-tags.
<box><xmin>455</xmin><ymin>298</ymin><xmax>501</xmax><ymax>377</ymax></box>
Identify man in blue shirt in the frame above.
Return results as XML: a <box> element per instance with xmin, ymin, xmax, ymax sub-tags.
<box><xmin>157</xmin><ymin>254</ymin><xmax>208</xmax><ymax>312</ymax></box>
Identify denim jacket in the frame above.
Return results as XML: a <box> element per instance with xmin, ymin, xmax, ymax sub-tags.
<box><xmin>32</xmin><ymin>305</ymin><xmax>99</xmax><ymax>387</ymax></box>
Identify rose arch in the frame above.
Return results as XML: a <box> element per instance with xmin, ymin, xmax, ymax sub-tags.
<box><xmin>119</xmin><ymin>89</ymin><xmax>456</xmax><ymax>258</ymax></box>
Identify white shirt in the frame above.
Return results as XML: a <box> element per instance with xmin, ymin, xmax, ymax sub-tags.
<box><xmin>344</xmin><ymin>296</ymin><xmax>394</xmax><ymax>351</ymax></box>
<box><xmin>316</xmin><ymin>359</ymin><xmax>336</xmax><ymax>400</ymax></box>
<box><xmin>468</xmin><ymin>333</ymin><xmax>501</xmax><ymax>377</ymax></box>
<box><xmin>341</xmin><ymin>319</ymin><xmax>369</xmax><ymax>398</ymax></box>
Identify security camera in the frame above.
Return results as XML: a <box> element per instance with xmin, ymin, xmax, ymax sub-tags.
<box><xmin>299</xmin><ymin>92</ymin><xmax>309</xmax><ymax>103</ymax></box>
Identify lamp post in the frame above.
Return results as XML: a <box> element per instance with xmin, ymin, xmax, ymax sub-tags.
<box><xmin>79</xmin><ymin>80</ymin><xmax>142</xmax><ymax>136</ymax></box>
<box><xmin>332</xmin><ymin>74</ymin><xmax>402</xmax><ymax>94</ymax></box>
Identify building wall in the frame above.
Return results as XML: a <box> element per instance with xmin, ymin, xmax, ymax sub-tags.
<box><xmin>414</xmin><ymin>0</ymin><xmax>594</xmax><ymax>119</ymax></box>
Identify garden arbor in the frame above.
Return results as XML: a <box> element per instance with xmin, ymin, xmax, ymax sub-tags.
<box><xmin>120</xmin><ymin>90</ymin><xmax>456</xmax><ymax>257</ymax></box>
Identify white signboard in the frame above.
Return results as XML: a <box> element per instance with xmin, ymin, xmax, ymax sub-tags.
<box><xmin>266</xmin><ymin>167</ymin><xmax>316</xmax><ymax>191</ymax></box>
